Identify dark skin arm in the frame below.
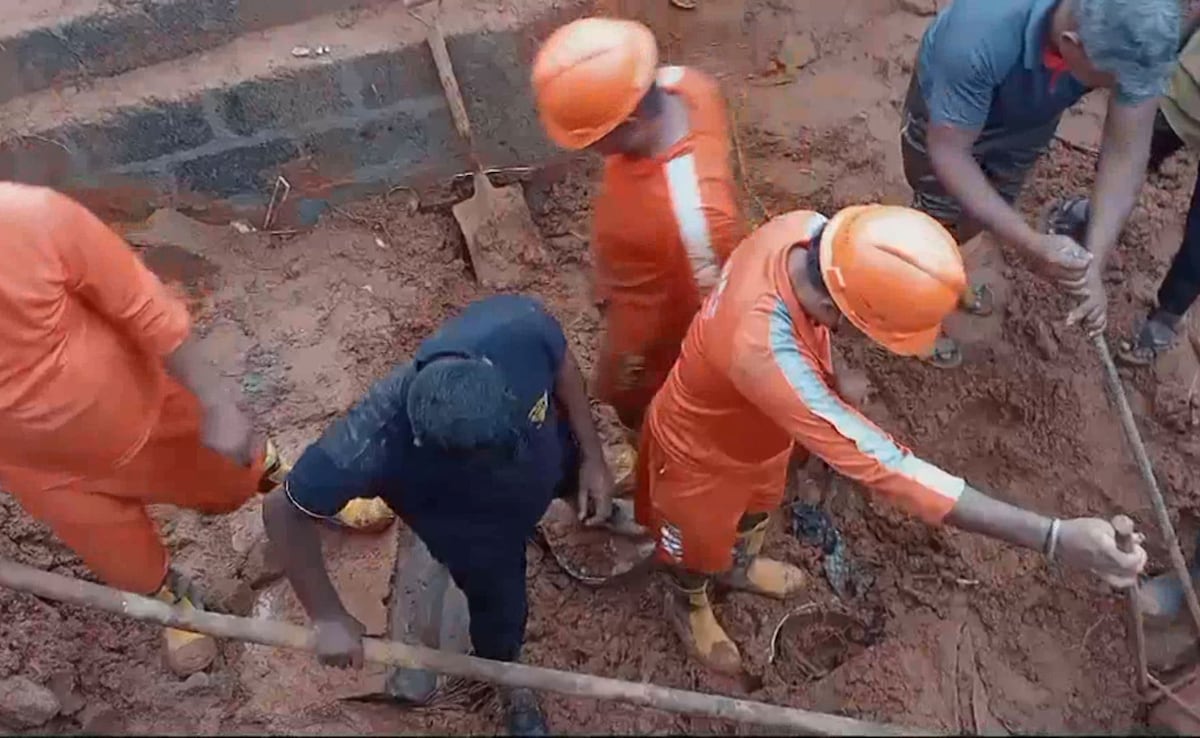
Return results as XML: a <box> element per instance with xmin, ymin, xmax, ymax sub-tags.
<box><xmin>1067</xmin><ymin>97</ymin><xmax>1157</xmax><ymax>334</ymax></box>
<box><xmin>928</xmin><ymin>123</ymin><xmax>1092</xmax><ymax>283</ymax></box>
<box><xmin>262</xmin><ymin>487</ymin><xmax>366</xmax><ymax>667</ymax></box>
<box><xmin>165</xmin><ymin>336</ymin><xmax>255</xmax><ymax>466</ymax></box>
<box><xmin>946</xmin><ymin>484</ymin><xmax>1145</xmax><ymax>587</ymax></box>
<box><xmin>554</xmin><ymin>347</ymin><xmax>615</xmax><ymax>526</ymax></box>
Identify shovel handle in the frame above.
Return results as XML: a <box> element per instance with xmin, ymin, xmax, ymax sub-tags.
<box><xmin>426</xmin><ymin>19</ymin><xmax>474</xmax><ymax>146</ymax></box>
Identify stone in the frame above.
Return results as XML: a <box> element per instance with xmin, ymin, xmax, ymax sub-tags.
<box><xmin>776</xmin><ymin>32</ymin><xmax>819</xmax><ymax>72</ymax></box>
<box><xmin>46</xmin><ymin>670</ymin><xmax>85</xmax><ymax>716</ymax></box>
<box><xmin>243</xmin><ymin>537</ymin><xmax>285</xmax><ymax>589</ymax></box>
<box><xmin>177</xmin><ymin>672</ymin><xmax>213</xmax><ymax>695</ymax></box>
<box><xmin>0</xmin><ymin>676</ymin><xmax>61</xmax><ymax>728</ymax></box>
<box><xmin>1031</xmin><ymin>320</ymin><xmax>1059</xmax><ymax>360</ymax></box>
<box><xmin>78</xmin><ymin>700</ymin><xmax>123</xmax><ymax>735</ymax></box>
<box><xmin>164</xmin><ymin>628</ymin><xmax>219</xmax><ymax>677</ymax></box>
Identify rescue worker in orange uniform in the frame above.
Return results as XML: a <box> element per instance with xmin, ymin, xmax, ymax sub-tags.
<box><xmin>532</xmin><ymin>17</ymin><xmax>745</xmax><ymax>433</ymax></box>
<box><xmin>636</xmin><ymin>204</ymin><xmax>1149</xmax><ymax>674</ymax></box>
<box><xmin>0</xmin><ymin>183</ymin><xmax>387</xmax><ymax>674</ymax></box>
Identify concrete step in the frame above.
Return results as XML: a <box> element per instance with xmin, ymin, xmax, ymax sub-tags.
<box><xmin>0</xmin><ymin>0</ymin><xmax>393</xmax><ymax>107</ymax></box>
<box><xmin>0</xmin><ymin>0</ymin><xmax>585</xmax><ymax>221</ymax></box>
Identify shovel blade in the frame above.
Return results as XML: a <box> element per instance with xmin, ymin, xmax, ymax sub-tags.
<box><xmin>451</xmin><ymin>172</ymin><xmax>546</xmax><ymax>289</ymax></box>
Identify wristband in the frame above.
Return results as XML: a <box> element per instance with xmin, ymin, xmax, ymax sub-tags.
<box><xmin>1044</xmin><ymin>518</ymin><xmax>1062</xmax><ymax>562</ymax></box>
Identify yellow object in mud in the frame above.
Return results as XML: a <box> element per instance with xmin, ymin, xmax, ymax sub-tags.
<box><xmin>257</xmin><ymin>438</ymin><xmax>291</xmax><ymax>493</ymax></box>
<box><xmin>156</xmin><ymin>587</ymin><xmax>218</xmax><ymax>677</ymax></box>
<box><xmin>721</xmin><ymin>516</ymin><xmax>808</xmax><ymax>599</ymax></box>
<box><xmin>336</xmin><ymin>497</ymin><xmax>397</xmax><ymax>533</ymax></box>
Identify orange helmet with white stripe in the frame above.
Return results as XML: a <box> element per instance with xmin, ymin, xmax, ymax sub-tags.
<box><xmin>819</xmin><ymin>205</ymin><xmax>966</xmax><ymax>357</ymax></box>
<box><xmin>531</xmin><ymin>18</ymin><xmax>658</xmax><ymax>150</ymax></box>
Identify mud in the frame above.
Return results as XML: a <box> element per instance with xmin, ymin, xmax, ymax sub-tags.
<box><xmin>4</xmin><ymin>0</ymin><xmax>1200</xmax><ymax>734</ymax></box>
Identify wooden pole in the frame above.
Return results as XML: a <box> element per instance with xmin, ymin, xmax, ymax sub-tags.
<box><xmin>1093</xmin><ymin>335</ymin><xmax>1200</xmax><ymax>639</ymax></box>
<box><xmin>0</xmin><ymin>558</ymin><xmax>924</xmax><ymax>736</ymax></box>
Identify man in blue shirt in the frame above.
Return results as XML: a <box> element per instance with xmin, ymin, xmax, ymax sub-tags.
<box><xmin>262</xmin><ymin>295</ymin><xmax>616</xmax><ymax>736</ymax></box>
<box><xmin>902</xmin><ymin>0</ymin><xmax>1179</xmax><ymax>360</ymax></box>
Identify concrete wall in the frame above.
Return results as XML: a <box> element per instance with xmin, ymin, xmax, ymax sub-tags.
<box><xmin>0</xmin><ymin>0</ymin><xmax>589</xmax><ymax>223</ymax></box>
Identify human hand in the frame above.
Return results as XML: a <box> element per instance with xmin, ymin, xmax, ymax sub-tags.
<box><xmin>314</xmin><ymin>612</ymin><xmax>366</xmax><ymax>668</ymax></box>
<box><xmin>835</xmin><ymin>369</ymin><xmax>872</xmax><ymax>409</ymax></box>
<box><xmin>1064</xmin><ymin>267</ymin><xmax>1107</xmax><ymax>336</ymax></box>
<box><xmin>201</xmin><ymin>400</ymin><xmax>255</xmax><ymax>467</ymax></box>
<box><xmin>1056</xmin><ymin>517</ymin><xmax>1147</xmax><ymax>588</ymax></box>
<box><xmin>577</xmin><ymin>456</ymin><xmax>616</xmax><ymax>528</ymax></box>
<box><xmin>1027</xmin><ymin>233</ymin><xmax>1092</xmax><ymax>285</ymax></box>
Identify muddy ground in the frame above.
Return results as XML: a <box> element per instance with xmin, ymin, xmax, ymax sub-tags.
<box><xmin>4</xmin><ymin>0</ymin><xmax>1200</xmax><ymax>734</ymax></box>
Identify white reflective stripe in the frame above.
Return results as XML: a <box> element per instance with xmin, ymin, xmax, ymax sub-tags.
<box><xmin>657</xmin><ymin>65</ymin><xmax>685</xmax><ymax>87</ymax></box>
<box><xmin>285</xmin><ymin>479</ymin><xmax>338</xmax><ymax>521</ymax></box>
<box><xmin>765</xmin><ymin>300</ymin><xmax>965</xmax><ymax>503</ymax></box>
<box><xmin>664</xmin><ymin>153</ymin><xmax>719</xmax><ymax>291</ymax></box>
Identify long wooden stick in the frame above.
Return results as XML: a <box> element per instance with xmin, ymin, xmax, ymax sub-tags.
<box><xmin>1093</xmin><ymin>335</ymin><xmax>1200</xmax><ymax>638</ymax></box>
<box><xmin>1113</xmin><ymin>514</ymin><xmax>1149</xmax><ymax>694</ymax></box>
<box><xmin>0</xmin><ymin>558</ymin><xmax>922</xmax><ymax>736</ymax></box>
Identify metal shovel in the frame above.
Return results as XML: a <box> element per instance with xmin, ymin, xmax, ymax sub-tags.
<box><xmin>426</xmin><ymin>19</ymin><xmax>545</xmax><ymax>289</ymax></box>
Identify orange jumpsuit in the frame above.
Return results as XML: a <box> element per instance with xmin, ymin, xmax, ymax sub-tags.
<box><xmin>0</xmin><ymin>183</ymin><xmax>263</xmax><ymax>594</ymax></box>
<box><xmin>635</xmin><ymin>210</ymin><xmax>966</xmax><ymax>573</ymax></box>
<box><xmin>590</xmin><ymin>66</ymin><xmax>745</xmax><ymax>427</ymax></box>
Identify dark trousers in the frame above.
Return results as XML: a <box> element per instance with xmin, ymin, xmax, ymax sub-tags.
<box><xmin>1147</xmin><ymin>114</ymin><xmax>1200</xmax><ymax>318</ymax></box>
<box><xmin>424</xmin><ymin>428</ymin><xmax>581</xmax><ymax>663</ymax></box>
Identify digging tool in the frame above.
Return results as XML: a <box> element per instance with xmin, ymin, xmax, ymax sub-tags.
<box><xmin>0</xmin><ymin>558</ymin><xmax>923</xmax><ymax>736</ymax></box>
<box><xmin>425</xmin><ymin>19</ymin><xmax>544</xmax><ymax>289</ymax></box>
<box><xmin>1113</xmin><ymin>514</ymin><xmax>1150</xmax><ymax>694</ymax></box>
<box><xmin>1092</xmin><ymin>334</ymin><xmax>1200</xmax><ymax>640</ymax></box>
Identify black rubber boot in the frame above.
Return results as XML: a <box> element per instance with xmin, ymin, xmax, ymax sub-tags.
<box><xmin>502</xmin><ymin>687</ymin><xmax>549</xmax><ymax>736</ymax></box>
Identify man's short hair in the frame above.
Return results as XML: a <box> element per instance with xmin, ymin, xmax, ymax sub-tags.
<box><xmin>407</xmin><ymin>357</ymin><xmax>521</xmax><ymax>455</ymax></box>
<box><xmin>1074</xmin><ymin>0</ymin><xmax>1180</xmax><ymax>104</ymax></box>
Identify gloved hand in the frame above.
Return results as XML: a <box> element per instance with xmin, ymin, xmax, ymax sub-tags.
<box><xmin>1056</xmin><ymin>517</ymin><xmax>1147</xmax><ymax>588</ymax></box>
<box><xmin>314</xmin><ymin>612</ymin><xmax>366</xmax><ymax>669</ymax></box>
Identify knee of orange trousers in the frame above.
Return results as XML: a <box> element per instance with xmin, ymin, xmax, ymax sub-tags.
<box><xmin>6</xmin><ymin>480</ymin><xmax>167</xmax><ymax>594</ymax></box>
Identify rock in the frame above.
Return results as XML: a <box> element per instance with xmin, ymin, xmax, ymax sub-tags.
<box><xmin>0</xmin><ymin>676</ymin><xmax>61</xmax><ymax>728</ymax></box>
<box><xmin>164</xmin><ymin>629</ymin><xmax>218</xmax><ymax>677</ymax></box>
<box><xmin>46</xmin><ymin>671</ymin><xmax>84</xmax><ymax>716</ymax></box>
<box><xmin>896</xmin><ymin>0</ymin><xmax>937</xmax><ymax>15</ymax></box>
<box><xmin>1145</xmin><ymin>619</ymin><xmax>1199</xmax><ymax>673</ymax></box>
<box><xmin>78</xmin><ymin>700</ymin><xmax>123</xmax><ymax>735</ymax></box>
<box><xmin>243</xmin><ymin>538</ymin><xmax>285</xmax><ymax>589</ymax></box>
<box><xmin>775</xmin><ymin>32</ymin><xmax>819</xmax><ymax>72</ymax></box>
<box><xmin>177</xmin><ymin>672</ymin><xmax>213</xmax><ymax>696</ymax></box>
<box><xmin>1031</xmin><ymin>320</ymin><xmax>1059</xmax><ymax>360</ymax></box>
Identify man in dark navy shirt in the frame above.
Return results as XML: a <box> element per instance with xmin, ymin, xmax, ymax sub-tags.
<box><xmin>901</xmin><ymin>0</ymin><xmax>1179</xmax><ymax>364</ymax></box>
<box><xmin>262</xmin><ymin>295</ymin><xmax>615</xmax><ymax>736</ymax></box>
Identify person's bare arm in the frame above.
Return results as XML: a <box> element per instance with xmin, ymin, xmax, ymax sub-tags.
<box><xmin>928</xmin><ymin>124</ymin><xmax>1040</xmax><ymax>250</ymax></box>
<box><xmin>554</xmin><ymin>347</ymin><xmax>615</xmax><ymax>525</ymax></box>
<box><xmin>165</xmin><ymin>337</ymin><xmax>255</xmax><ymax>466</ymax></box>
<box><xmin>1067</xmin><ymin>98</ymin><xmax>1157</xmax><ymax>333</ymax></box>
<box><xmin>262</xmin><ymin>487</ymin><xmax>366</xmax><ymax>667</ymax></box>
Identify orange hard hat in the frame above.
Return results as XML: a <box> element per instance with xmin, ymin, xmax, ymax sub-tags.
<box><xmin>819</xmin><ymin>205</ymin><xmax>966</xmax><ymax>357</ymax></box>
<box><xmin>531</xmin><ymin>18</ymin><xmax>658</xmax><ymax>150</ymax></box>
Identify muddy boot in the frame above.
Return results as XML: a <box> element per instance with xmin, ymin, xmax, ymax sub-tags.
<box><xmin>1116</xmin><ymin>309</ymin><xmax>1182</xmax><ymax>367</ymax></box>
<box><xmin>257</xmin><ymin>438</ymin><xmax>289</xmax><ymax>493</ymax></box>
<box><xmin>718</xmin><ymin>514</ymin><xmax>807</xmax><ymax>599</ymax></box>
<box><xmin>156</xmin><ymin>569</ymin><xmax>218</xmax><ymax>677</ymax></box>
<box><xmin>666</xmin><ymin>571</ymin><xmax>743</xmax><ymax>675</ymax></box>
<box><xmin>501</xmin><ymin>686</ymin><xmax>549</xmax><ymax>736</ymax></box>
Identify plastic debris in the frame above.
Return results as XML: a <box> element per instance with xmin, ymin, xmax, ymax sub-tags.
<box><xmin>790</xmin><ymin>502</ymin><xmax>874</xmax><ymax>599</ymax></box>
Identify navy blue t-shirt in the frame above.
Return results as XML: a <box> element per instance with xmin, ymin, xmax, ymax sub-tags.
<box><xmin>284</xmin><ymin>295</ymin><xmax>572</xmax><ymax>562</ymax></box>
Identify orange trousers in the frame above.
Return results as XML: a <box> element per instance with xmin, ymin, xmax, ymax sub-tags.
<box><xmin>634</xmin><ymin>426</ymin><xmax>798</xmax><ymax>574</ymax></box>
<box><xmin>593</xmin><ymin>297</ymin><xmax>697</xmax><ymax>430</ymax></box>
<box><xmin>0</xmin><ymin>381</ymin><xmax>264</xmax><ymax>594</ymax></box>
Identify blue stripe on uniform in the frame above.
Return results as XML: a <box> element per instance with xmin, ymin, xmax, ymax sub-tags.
<box><xmin>766</xmin><ymin>300</ymin><xmax>964</xmax><ymax>502</ymax></box>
